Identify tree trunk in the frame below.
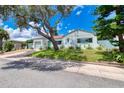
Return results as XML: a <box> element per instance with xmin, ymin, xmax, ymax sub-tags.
<box><xmin>117</xmin><ymin>34</ymin><xmax>124</xmax><ymax>52</ymax></box>
<box><xmin>49</xmin><ymin>38</ymin><xmax>59</xmax><ymax>51</ymax></box>
<box><xmin>115</xmin><ymin>6</ymin><xmax>124</xmax><ymax>52</ymax></box>
<box><xmin>28</xmin><ymin>19</ymin><xmax>59</xmax><ymax>51</ymax></box>
<box><xmin>0</xmin><ymin>39</ymin><xmax>3</xmax><ymax>51</ymax></box>
<box><xmin>42</xmin><ymin>21</ymin><xmax>59</xmax><ymax>51</ymax></box>
<box><xmin>35</xmin><ymin>26</ymin><xmax>59</xmax><ymax>51</ymax></box>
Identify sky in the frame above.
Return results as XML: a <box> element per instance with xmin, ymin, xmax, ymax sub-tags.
<box><xmin>0</xmin><ymin>5</ymin><xmax>98</xmax><ymax>41</ymax></box>
<box><xmin>58</xmin><ymin>5</ymin><xmax>97</xmax><ymax>35</ymax></box>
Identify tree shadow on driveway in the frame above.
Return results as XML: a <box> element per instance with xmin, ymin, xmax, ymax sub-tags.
<box><xmin>1</xmin><ymin>58</ymin><xmax>83</xmax><ymax>71</ymax></box>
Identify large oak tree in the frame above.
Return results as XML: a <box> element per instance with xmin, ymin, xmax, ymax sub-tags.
<box><xmin>1</xmin><ymin>5</ymin><xmax>74</xmax><ymax>51</ymax></box>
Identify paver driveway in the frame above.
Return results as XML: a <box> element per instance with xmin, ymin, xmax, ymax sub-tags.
<box><xmin>0</xmin><ymin>58</ymin><xmax>124</xmax><ymax>88</ymax></box>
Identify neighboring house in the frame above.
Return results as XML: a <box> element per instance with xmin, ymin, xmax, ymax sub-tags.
<box><xmin>48</xmin><ymin>36</ymin><xmax>64</xmax><ymax>48</ymax></box>
<box><xmin>10</xmin><ymin>38</ymin><xmax>30</xmax><ymax>50</ymax></box>
<box><xmin>98</xmin><ymin>40</ymin><xmax>118</xmax><ymax>49</ymax></box>
<box><xmin>63</xmin><ymin>30</ymin><xmax>99</xmax><ymax>48</ymax></box>
<box><xmin>32</xmin><ymin>35</ymin><xmax>48</xmax><ymax>50</ymax></box>
<box><xmin>31</xmin><ymin>30</ymin><xmax>99</xmax><ymax>50</ymax></box>
<box><xmin>12</xmin><ymin>41</ymin><xmax>25</xmax><ymax>50</ymax></box>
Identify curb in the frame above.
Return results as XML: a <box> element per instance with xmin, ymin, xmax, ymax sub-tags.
<box><xmin>82</xmin><ymin>61</ymin><xmax>124</xmax><ymax>68</ymax></box>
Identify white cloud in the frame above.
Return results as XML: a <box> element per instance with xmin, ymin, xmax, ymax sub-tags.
<box><xmin>76</xmin><ymin>10</ymin><xmax>82</xmax><ymax>16</ymax></box>
<box><xmin>105</xmin><ymin>11</ymin><xmax>116</xmax><ymax>20</ymax></box>
<box><xmin>65</xmin><ymin>26</ymin><xmax>68</xmax><ymax>29</ymax></box>
<box><xmin>29</xmin><ymin>21</ymin><xmax>40</xmax><ymax>27</ymax></box>
<box><xmin>3</xmin><ymin>25</ymin><xmax>38</xmax><ymax>41</ymax></box>
<box><xmin>73</xmin><ymin>5</ymin><xmax>84</xmax><ymax>11</ymax></box>
<box><xmin>10</xmin><ymin>38</ymin><xmax>29</xmax><ymax>42</ymax></box>
<box><xmin>68</xmin><ymin>30</ymin><xmax>72</xmax><ymax>33</ymax></box>
<box><xmin>57</xmin><ymin>23</ymin><xmax>62</xmax><ymax>31</ymax></box>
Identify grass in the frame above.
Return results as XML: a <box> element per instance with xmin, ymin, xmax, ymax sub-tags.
<box><xmin>31</xmin><ymin>48</ymin><xmax>124</xmax><ymax>63</ymax></box>
<box><xmin>31</xmin><ymin>49</ymin><xmax>87</xmax><ymax>61</ymax></box>
<box><xmin>83</xmin><ymin>49</ymin><xmax>105</xmax><ymax>62</ymax></box>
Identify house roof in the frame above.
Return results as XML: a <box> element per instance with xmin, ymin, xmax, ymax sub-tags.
<box><xmin>64</xmin><ymin>30</ymin><xmax>95</xmax><ymax>38</ymax></box>
<box><xmin>31</xmin><ymin>30</ymin><xmax>95</xmax><ymax>40</ymax></box>
<box><xmin>53</xmin><ymin>36</ymin><xmax>64</xmax><ymax>39</ymax></box>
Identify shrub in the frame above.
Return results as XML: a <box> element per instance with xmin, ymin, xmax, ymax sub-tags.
<box><xmin>86</xmin><ymin>45</ymin><xmax>93</xmax><ymax>50</ymax></box>
<box><xmin>112</xmin><ymin>52</ymin><xmax>124</xmax><ymax>63</ymax></box>
<box><xmin>68</xmin><ymin>46</ymin><xmax>74</xmax><ymax>49</ymax></box>
<box><xmin>112</xmin><ymin>48</ymin><xmax>119</xmax><ymax>52</ymax></box>
<box><xmin>60</xmin><ymin>45</ymin><xmax>64</xmax><ymax>49</ymax></box>
<box><xmin>40</xmin><ymin>47</ymin><xmax>42</xmax><ymax>50</ymax></box>
<box><xmin>46</xmin><ymin>46</ymin><xmax>52</xmax><ymax>50</ymax></box>
<box><xmin>96</xmin><ymin>46</ymin><xmax>103</xmax><ymax>50</ymax></box>
<box><xmin>75</xmin><ymin>46</ymin><xmax>81</xmax><ymax>50</ymax></box>
<box><xmin>3</xmin><ymin>41</ymin><xmax>14</xmax><ymax>52</ymax></box>
<box><xmin>31</xmin><ymin>48</ymin><xmax>86</xmax><ymax>61</ymax></box>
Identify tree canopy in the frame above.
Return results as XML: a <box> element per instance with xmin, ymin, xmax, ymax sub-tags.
<box><xmin>0</xmin><ymin>28</ymin><xmax>9</xmax><ymax>51</ymax></box>
<box><xmin>0</xmin><ymin>5</ymin><xmax>74</xmax><ymax>51</ymax></box>
<box><xmin>93</xmin><ymin>5</ymin><xmax>124</xmax><ymax>52</ymax></box>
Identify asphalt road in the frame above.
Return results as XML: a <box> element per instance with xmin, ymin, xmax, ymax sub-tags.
<box><xmin>0</xmin><ymin>58</ymin><xmax>124</xmax><ymax>88</ymax></box>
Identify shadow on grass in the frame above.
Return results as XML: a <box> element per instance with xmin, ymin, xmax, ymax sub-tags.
<box><xmin>1</xmin><ymin>58</ymin><xmax>83</xmax><ymax>71</ymax></box>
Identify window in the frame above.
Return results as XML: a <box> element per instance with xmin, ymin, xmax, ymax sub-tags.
<box><xmin>77</xmin><ymin>38</ymin><xmax>92</xmax><ymax>43</ymax></box>
<box><xmin>77</xmin><ymin>38</ymin><xmax>81</xmax><ymax>43</ymax></box>
<box><xmin>86</xmin><ymin>38</ymin><xmax>92</xmax><ymax>43</ymax></box>
<box><xmin>56</xmin><ymin>41</ymin><xmax>62</xmax><ymax>45</ymax></box>
<box><xmin>67</xmin><ymin>38</ymin><xmax>70</xmax><ymax>42</ymax></box>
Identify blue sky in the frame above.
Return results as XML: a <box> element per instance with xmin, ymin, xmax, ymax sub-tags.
<box><xmin>58</xmin><ymin>5</ymin><xmax>97</xmax><ymax>35</ymax></box>
<box><xmin>1</xmin><ymin>5</ymin><xmax>98</xmax><ymax>41</ymax></box>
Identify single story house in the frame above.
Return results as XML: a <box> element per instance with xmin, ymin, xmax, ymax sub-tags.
<box><xmin>63</xmin><ymin>30</ymin><xmax>99</xmax><ymax>48</ymax></box>
<box><xmin>32</xmin><ymin>35</ymin><xmax>48</xmax><ymax>50</ymax></box>
<box><xmin>10</xmin><ymin>40</ymin><xmax>26</xmax><ymax>50</ymax></box>
<box><xmin>31</xmin><ymin>30</ymin><xmax>99</xmax><ymax>50</ymax></box>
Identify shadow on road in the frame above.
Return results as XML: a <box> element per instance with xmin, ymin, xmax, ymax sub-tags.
<box><xmin>1</xmin><ymin>58</ymin><xmax>83</xmax><ymax>71</ymax></box>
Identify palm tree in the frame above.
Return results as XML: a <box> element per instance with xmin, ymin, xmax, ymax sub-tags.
<box><xmin>0</xmin><ymin>28</ymin><xmax>9</xmax><ymax>51</ymax></box>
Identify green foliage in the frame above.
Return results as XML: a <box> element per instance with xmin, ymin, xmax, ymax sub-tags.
<box><xmin>31</xmin><ymin>48</ymin><xmax>124</xmax><ymax>63</ymax></box>
<box><xmin>75</xmin><ymin>46</ymin><xmax>81</xmax><ymax>50</ymax></box>
<box><xmin>31</xmin><ymin>48</ymin><xmax>86</xmax><ymax>61</ymax></box>
<box><xmin>3</xmin><ymin>41</ymin><xmax>14</xmax><ymax>52</ymax></box>
<box><xmin>0</xmin><ymin>28</ymin><xmax>9</xmax><ymax>40</ymax></box>
<box><xmin>68</xmin><ymin>46</ymin><xmax>74</xmax><ymax>49</ymax></box>
<box><xmin>86</xmin><ymin>45</ymin><xmax>93</xmax><ymax>50</ymax></box>
<box><xmin>0</xmin><ymin>6</ymin><xmax>75</xmax><ymax>51</ymax></box>
<box><xmin>93</xmin><ymin>5</ymin><xmax>124</xmax><ymax>52</ymax></box>
<box><xmin>60</xmin><ymin>45</ymin><xmax>64</xmax><ymax>49</ymax></box>
<box><xmin>96</xmin><ymin>45</ymin><xmax>104</xmax><ymax>50</ymax></box>
<box><xmin>0</xmin><ymin>28</ymin><xmax>9</xmax><ymax>51</ymax></box>
<box><xmin>111</xmin><ymin>50</ymin><xmax>124</xmax><ymax>63</ymax></box>
<box><xmin>40</xmin><ymin>47</ymin><xmax>42</xmax><ymax>50</ymax></box>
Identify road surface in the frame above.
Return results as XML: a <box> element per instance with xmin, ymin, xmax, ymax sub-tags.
<box><xmin>0</xmin><ymin>58</ymin><xmax>124</xmax><ymax>88</ymax></box>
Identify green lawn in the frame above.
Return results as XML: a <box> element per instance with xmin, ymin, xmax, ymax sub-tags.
<box><xmin>31</xmin><ymin>48</ymin><xmax>124</xmax><ymax>63</ymax></box>
<box><xmin>83</xmin><ymin>49</ymin><xmax>105</xmax><ymax>62</ymax></box>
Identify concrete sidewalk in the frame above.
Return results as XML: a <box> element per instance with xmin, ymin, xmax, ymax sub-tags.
<box><xmin>0</xmin><ymin>49</ymin><xmax>34</xmax><ymax>58</ymax></box>
<box><xmin>65</xmin><ymin>63</ymin><xmax>124</xmax><ymax>81</ymax></box>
